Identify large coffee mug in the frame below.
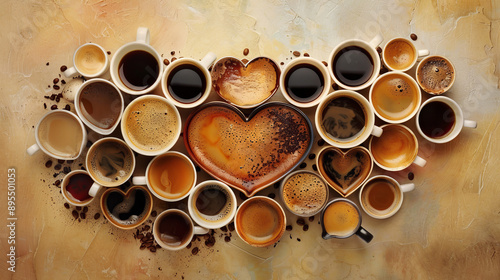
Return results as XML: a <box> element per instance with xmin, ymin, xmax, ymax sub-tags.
<box><xmin>382</xmin><ymin>37</ymin><xmax>429</xmax><ymax>72</ymax></box>
<box><xmin>153</xmin><ymin>209</ymin><xmax>209</xmax><ymax>251</ymax></box>
<box><xmin>61</xmin><ymin>170</ymin><xmax>95</xmax><ymax>207</ymax></box>
<box><xmin>416</xmin><ymin>96</ymin><xmax>477</xmax><ymax>143</ymax></box>
<box><xmin>27</xmin><ymin>110</ymin><xmax>87</xmax><ymax>160</ymax></box>
<box><xmin>320</xmin><ymin>198</ymin><xmax>373</xmax><ymax>243</ymax></box>
<box><xmin>63</xmin><ymin>43</ymin><xmax>109</xmax><ymax>78</ymax></box>
<box><xmin>110</xmin><ymin>27</ymin><xmax>163</xmax><ymax>95</ymax></box>
<box><xmin>315</xmin><ymin>90</ymin><xmax>383</xmax><ymax>149</ymax></box>
<box><xmin>359</xmin><ymin>175</ymin><xmax>414</xmax><ymax>219</ymax></box>
<box><xmin>328</xmin><ymin>35</ymin><xmax>383</xmax><ymax>91</ymax></box>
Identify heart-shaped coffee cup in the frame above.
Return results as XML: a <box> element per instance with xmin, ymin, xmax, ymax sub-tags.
<box><xmin>211</xmin><ymin>57</ymin><xmax>280</xmax><ymax>108</ymax></box>
<box><xmin>184</xmin><ymin>101</ymin><xmax>313</xmax><ymax>197</ymax></box>
<box><xmin>100</xmin><ymin>186</ymin><xmax>153</xmax><ymax>230</ymax></box>
<box><xmin>317</xmin><ymin>146</ymin><xmax>373</xmax><ymax>197</ymax></box>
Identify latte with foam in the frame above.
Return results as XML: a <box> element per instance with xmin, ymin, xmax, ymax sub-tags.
<box><xmin>75</xmin><ymin>44</ymin><xmax>107</xmax><ymax>76</ymax></box>
<box><xmin>37</xmin><ymin>111</ymin><xmax>84</xmax><ymax>159</ymax></box>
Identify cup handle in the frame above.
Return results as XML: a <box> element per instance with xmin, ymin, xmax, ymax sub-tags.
<box><xmin>200</xmin><ymin>52</ymin><xmax>217</xmax><ymax>69</ymax></box>
<box><xmin>63</xmin><ymin>67</ymin><xmax>78</xmax><ymax>78</ymax></box>
<box><xmin>371</xmin><ymin>125</ymin><xmax>383</xmax><ymax>137</ymax></box>
<box><xmin>27</xmin><ymin>143</ymin><xmax>40</xmax><ymax>156</ymax></box>
<box><xmin>132</xmin><ymin>176</ymin><xmax>147</xmax><ymax>185</ymax></box>
<box><xmin>464</xmin><ymin>120</ymin><xmax>477</xmax><ymax>129</ymax></box>
<box><xmin>193</xmin><ymin>226</ymin><xmax>209</xmax><ymax>235</ymax></box>
<box><xmin>369</xmin><ymin>34</ymin><xmax>383</xmax><ymax>48</ymax></box>
<box><xmin>413</xmin><ymin>156</ymin><xmax>427</xmax><ymax>167</ymax></box>
<box><xmin>355</xmin><ymin>226</ymin><xmax>373</xmax><ymax>243</ymax></box>
<box><xmin>136</xmin><ymin>27</ymin><xmax>150</xmax><ymax>44</ymax></box>
<box><xmin>418</xmin><ymin>49</ymin><xmax>430</xmax><ymax>58</ymax></box>
<box><xmin>400</xmin><ymin>183</ymin><xmax>415</xmax><ymax>192</ymax></box>
<box><xmin>88</xmin><ymin>182</ymin><xmax>102</xmax><ymax>197</ymax></box>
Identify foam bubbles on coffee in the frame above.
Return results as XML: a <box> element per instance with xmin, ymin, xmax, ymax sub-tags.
<box><xmin>282</xmin><ymin>172</ymin><xmax>327</xmax><ymax>216</ymax></box>
<box><xmin>418</xmin><ymin>57</ymin><xmax>454</xmax><ymax>94</ymax></box>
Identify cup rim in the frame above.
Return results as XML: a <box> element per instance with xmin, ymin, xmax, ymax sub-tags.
<box><xmin>153</xmin><ymin>209</ymin><xmax>194</xmax><ymax>250</ymax></box>
<box><xmin>320</xmin><ymin>198</ymin><xmax>362</xmax><ymax>239</ymax></box>
<box><xmin>382</xmin><ymin>37</ymin><xmax>418</xmax><ymax>72</ymax></box>
<box><xmin>415</xmin><ymin>55</ymin><xmax>456</xmax><ymax>95</ymax></box>
<box><xmin>120</xmin><ymin>94</ymin><xmax>182</xmax><ymax>156</ymax></box>
<box><xmin>61</xmin><ymin>170</ymin><xmax>95</xmax><ymax>207</ymax></box>
<box><xmin>369</xmin><ymin>71</ymin><xmax>422</xmax><ymax>124</ymax></box>
<box><xmin>73</xmin><ymin>42</ymin><xmax>110</xmax><ymax>78</ymax></box>
<box><xmin>358</xmin><ymin>175</ymin><xmax>404</xmax><ymax>219</ymax></box>
<box><xmin>279</xmin><ymin>57</ymin><xmax>332</xmax><ymax>108</ymax></box>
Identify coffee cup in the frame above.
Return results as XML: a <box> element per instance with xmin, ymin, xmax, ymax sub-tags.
<box><xmin>280</xmin><ymin>57</ymin><xmax>332</xmax><ymax>108</ymax></box>
<box><xmin>63</xmin><ymin>43</ymin><xmax>109</xmax><ymax>78</ymax></box>
<box><xmin>27</xmin><ymin>110</ymin><xmax>87</xmax><ymax>160</ymax></box>
<box><xmin>132</xmin><ymin>151</ymin><xmax>197</xmax><ymax>202</ymax></box>
<box><xmin>359</xmin><ymin>175</ymin><xmax>414</xmax><ymax>219</ymax></box>
<box><xmin>86</xmin><ymin>137</ymin><xmax>136</xmax><ymax>197</ymax></box>
<box><xmin>153</xmin><ymin>209</ymin><xmax>209</xmax><ymax>251</ymax></box>
<box><xmin>279</xmin><ymin>170</ymin><xmax>329</xmax><ymax>217</ymax></box>
<box><xmin>382</xmin><ymin>37</ymin><xmax>429</xmax><ymax>72</ymax></box>
<box><xmin>416</xmin><ymin>55</ymin><xmax>455</xmax><ymax>95</ymax></box>
<box><xmin>61</xmin><ymin>170</ymin><xmax>95</xmax><ymax>207</ymax></box>
<box><xmin>121</xmin><ymin>95</ymin><xmax>181</xmax><ymax>156</ymax></box>
<box><xmin>328</xmin><ymin>35</ymin><xmax>383</xmax><ymax>91</ymax></box>
<box><xmin>416</xmin><ymin>96</ymin><xmax>477</xmax><ymax>143</ymax></box>
<box><xmin>369</xmin><ymin>124</ymin><xmax>427</xmax><ymax>171</ymax></box>
<box><xmin>161</xmin><ymin>52</ymin><xmax>217</xmax><ymax>108</ymax></box>
<box><xmin>321</xmin><ymin>198</ymin><xmax>373</xmax><ymax>243</ymax></box>
<box><xmin>74</xmin><ymin>78</ymin><xmax>124</xmax><ymax>135</ymax></box>
<box><xmin>110</xmin><ymin>27</ymin><xmax>163</xmax><ymax>95</ymax></box>
<box><xmin>100</xmin><ymin>185</ymin><xmax>153</xmax><ymax>230</ymax></box>
<box><xmin>369</xmin><ymin>72</ymin><xmax>422</xmax><ymax>123</ymax></box>
<box><xmin>315</xmin><ymin>90</ymin><xmax>383</xmax><ymax>149</ymax></box>
<box><xmin>187</xmin><ymin>180</ymin><xmax>237</xmax><ymax>229</ymax></box>
<box><xmin>234</xmin><ymin>196</ymin><xmax>286</xmax><ymax>247</ymax></box>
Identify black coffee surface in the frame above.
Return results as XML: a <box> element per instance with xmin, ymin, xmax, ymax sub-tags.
<box><xmin>167</xmin><ymin>64</ymin><xmax>206</xmax><ymax>103</ymax></box>
<box><xmin>419</xmin><ymin>101</ymin><xmax>455</xmax><ymax>138</ymax></box>
<box><xmin>285</xmin><ymin>64</ymin><xmax>324</xmax><ymax>103</ymax></box>
<box><xmin>119</xmin><ymin>50</ymin><xmax>159</xmax><ymax>91</ymax></box>
<box><xmin>333</xmin><ymin>46</ymin><xmax>374</xmax><ymax>87</ymax></box>
<box><xmin>196</xmin><ymin>188</ymin><xmax>227</xmax><ymax>216</ymax></box>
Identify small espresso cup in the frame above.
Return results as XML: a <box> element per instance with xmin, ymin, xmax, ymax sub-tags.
<box><xmin>27</xmin><ymin>110</ymin><xmax>87</xmax><ymax>160</ymax></box>
<box><xmin>328</xmin><ymin>35</ymin><xmax>383</xmax><ymax>91</ymax></box>
<box><xmin>320</xmin><ymin>198</ymin><xmax>373</xmax><ymax>243</ymax></box>
<box><xmin>369</xmin><ymin>124</ymin><xmax>427</xmax><ymax>171</ymax></box>
<box><xmin>132</xmin><ymin>151</ymin><xmax>197</xmax><ymax>202</ymax></box>
<box><xmin>280</xmin><ymin>57</ymin><xmax>332</xmax><ymax>108</ymax></box>
<box><xmin>61</xmin><ymin>170</ymin><xmax>95</xmax><ymax>207</ymax></box>
<box><xmin>64</xmin><ymin>43</ymin><xmax>109</xmax><ymax>78</ymax></box>
<box><xmin>369</xmin><ymin>72</ymin><xmax>422</xmax><ymax>123</ymax></box>
<box><xmin>382</xmin><ymin>37</ymin><xmax>429</xmax><ymax>72</ymax></box>
<box><xmin>315</xmin><ymin>90</ymin><xmax>383</xmax><ymax>149</ymax></box>
<box><xmin>74</xmin><ymin>78</ymin><xmax>124</xmax><ymax>135</ymax></box>
<box><xmin>416</xmin><ymin>96</ymin><xmax>477</xmax><ymax>143</ymax></box>
<box><xmin>416</xmin><ymin>55</ymin><xmax>455</xmax><ymax>95</ymax></box>
<box><xmin>359</xmin><ymin>175</ymin><xmax>415</xmax><ymax>219</ymax></box>
<box><xmin>234</xmin><ymin>196</ymin><xmax>286</xmax><ymax>247</ymax></box>
<box><xmin>280</xmin><ymin>170</ymin><xmax>329</xmax><ymax>217</ymax></box>
<box><xmin>187</xmin><ymin>180</ymin><xmax>237</xmax><ymax>229</ymax></box>
<box><xmin>86</xmin><ymin>137</ymin><xmax>136</xmax><ymax>197</ymax></box>
<box><xmin>100</xmin><ymin>186</ymin><xmax>153</xmax><ymax>230</ymax></box>
<box><xmin>161</xmin><ymin>52</ymin><xmax>217</xmax><ymax>108</ymax></box>
<box><xmin>153</xmin><ymin>209</ymin><xmax>209</xmax><ymax>251</ymax></box>
<box><xmin>110</xmin><ymin>27</ymin><xmax>163</xmax><ymax>95</ymax></box>
<box><xmin>121</xmin><ymin>95</ymin><xmax>182</xmax><ymax>156</ymax></box>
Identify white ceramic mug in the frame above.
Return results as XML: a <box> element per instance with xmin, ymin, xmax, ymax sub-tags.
<box><xmin>64</xmin><ymin>43</ymin><xmax>109</xmax><ymax>78</ymax></box>
<box><xmin>61</xmin><ymin>170</ymin><xmax>95</xmax><ymax>207</ymax></box>
<box><xmin>382</xmin><ymin>37</ymin><xmax>429</xmax><ymax>72</ymax></box>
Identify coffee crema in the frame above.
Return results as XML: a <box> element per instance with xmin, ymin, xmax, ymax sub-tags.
<box><xmin>75</xmin><ymin>44</ymin><xmax>106</xmax><ymax>75</ymax></box>
<box><xmin>361</xmin><ymin>178</ymin><xmax>398</xmax><ymax>215</ymax></box>
<box><xmin>167</xmin><ymin>64</ymin><xmax>206</xmax><ymax>104</ymax></box>
<box><xmin>119</xmin><ymin>50</ymin><xmax>160</xmax><ymax>91</ymax></box>
<box><xmin>284</xmin><ymin>64</ymin><xmax>324</xmax><ymax>103</ymax></box>
<box><xmin>282</xmin><ymin>172</ymin><xmax>328</xmax><ymax>216</ymax></box>
<box><xmin>417</xmin><ymin>56</ymin><xmax>454</xmax><ymax>94</ymax></box>
<box><xmin>194</xmin><ymin>185</ymin><xmax>232</xmax><ymax>222</ymax></box>
<box><xmin>321</xmin><ymin>96</ymin><xmax>366</xmax><ymax>141</ymax></box>
<box><xmin>418</xmin><ymin>101</ymin><xmax>456</xmax><ymax>138</ymax></box>
<box><xmin>79</xmin><ymin>82</ymin><xmax>122</xmax><ymax>129</ymax></box>
<box><xmin>38</xmin><ymin>111</ymin><xmax>84</xmax><ymax>158</ymax></box>
<box><xmin>87</xmin><ymin>139</ymin><xmax>134</xmax><ymax>186</ymax></box>
<box><xmin>333</xmin><ymin>46</ymin><xmax>374</xmax><ymax>87</ymax></box>
<box><xmin>323</xmin><ymin>201</ymin><xmax>359</xmax><ymax>237</ymax></box>
<box><xmin>103</xmin><ymin>188</ymin><xmax>151</xmax><ymax>227</ymax></box>
<box><xmin>383</xmin><ymin>40</ymin><xmax>415</xmax><ymax>70</ymax></box>
<box><xmin>370</xmin><ymin>125</ymin><xmax>417</xmax><ymax>169</ymax></box>
<box><xmin>147</xmin><ymin>154</ymin><xmax>194</xmax><ymax>200</ymax></box>
<box><xmin>158</xmin><ymin>212</ymin><xmax>192</xmax><ymax>247</ymax></box>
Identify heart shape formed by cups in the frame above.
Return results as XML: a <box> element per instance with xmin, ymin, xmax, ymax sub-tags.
<box><xmin>211</xmin><ymin>57</ymin><xmax>280</xmax><ymax>108</ymax></box>
<box><xmin>317</xmin><ymin>146</ymin><xmax>373</xmax><ymax>197</ymax></box>
<box><xmin>100</xmin><ymin>186</ymin><xmax>153</xmax><ymax>230</ymax></box>
<box><xmin>184</xmin><ymin>102</ymin><xmax>313</xmax><ymax>197</ymax></box>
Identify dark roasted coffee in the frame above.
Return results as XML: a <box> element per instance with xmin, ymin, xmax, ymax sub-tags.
<box><xmin>66</xmin><ymin>173</ymin><xmax>93</xmax><ymax>202</ymax></box>
<box><xmin>167</xmin><ymin>64</ymin><xmax>206</xmax><ymax>103</ymax></box>
<box><xmin>321</xmin><ymin>96</ymin><xmax>366</xmax><ymax>140</ymax></box>
<box><xmin>333</xmin><ymin>46</ymin><xmax>374</xmax><ymax>87</ymax></box>
<box><xmin>196</xmin><ymin>188</ymin><xmax>227</xmax><ymax>216</ymax></box>
<box><xmin>284</xmin><ymin>64</ymin><xmax>324</xmax><ymax>103</ymax></box>
<box><xmin>103</xmin><ymin>188</ymin><xmax>151</xmax><ymax>227</ymax></box>
<box><xmin>79</xmin><ymin>81</ymin><xmax>122</xmax><ymax>129</ymax></box>
<box><xmin>418</xmin><ymin>101</ymin><xmax>455</xmax><ymax>138</ymax></box>
<box><xmin>119</xmin><ymin>50</ymin><xmax>159</xmax><ymax>91</ymax></box>
<box><xmin>158</xmin><ymin>212</ymin><xmax>192</xmax><ymax>246</ymax></box>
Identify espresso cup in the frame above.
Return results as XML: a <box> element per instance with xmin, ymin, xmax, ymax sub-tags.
<box><xmin>328</xmin><ymin>35</ymin><xmax>383</xmax><ymax>91</ymax></box>
<box><xmin>369</xmin><ymin>72</ymin><xmax>422</xmax><ymax>123</ymax></box>
<box><xmin>121</xmin><ymin>95</ymin><xmax>181</xmax><ymax>156</ymax></box>
<box><xmin>100</xmin><ymin>186</ymin><xmax>153</xmax><ymax>230</ymax></box>
<box><xmin>74</xmin><ymin>78</ymin><xmax>124</xmax><ymax>135</ymax></box>
<box><xmin>416</xmin><ymin>96</ymin><xmax>477</xmax><ymax>143</ymax></box>
<box><xmin>63</xmin><ymin>43</ymin><xmax>109</xmax><ymax>78</ymax></box>
<box><xmin>61</xmin><ymin>170</ymin><xmax>95</xmax><ymax>207</ymax></box>
<box><xmin>110</xmin><ymin>27</ymin><xmax>163</xmax><ymax>95</ymax></box>
<box><xmin>416</xmin><ymin>55</ymin><xmax>455</xmax><ymax>95</ymax></box>
<box><xmin>153</xmin><ymin>209</ymin><xmax>209</xmax><ymax>251</ymax></box>
<box><xmin>280</xmin><ymin>57</ymin><xmax>332</xmax><ymax>108</ymax></box>
<box><xmin>369</xmin><ymin>124</ymin><xmax>427</xmax><ymax>171</ymax></box>
<box><xmin>162</xmin><ymin>52</ymin><xmax>217</xmax><ymax>108</ymax></box>
<box><xmin>382</xmin><ymin>37</ymin><xmax>429</xmax><ymax>72</ymax></box>
<box><xmin>132</xmin><ymin>151</ymin><xmax>197</xmax><ymax>202</ymax></box>
<box><xmin>279</xmin><ymin>170</ymin><xmax>329</xmax><ymax>217</ymax></box>
<box><xmin>187</xmin><ymin>180</ymin><xmax>237</xmax><ymax>229</ymax></box>
<box><xmin>315</xmin><ymin>90</ymin><xmax>383</xmax><ymax>149</ymax></box>
<box><xmin>359</xmin><ymin>175</ymin><xmax>414</xmax><ymax>219</ymax></box>
<box><xmin>234</xmin><ymin>196</ymin><xmax>286</xmax><ymax>247</ymax></box>
<box><xmin>27</xmin><ymin>110</ymin><xmax>87</xmax><ymax>160</ymax></box>
<box><xmin>320</xmin><ymin>198</ymin><xmax>373</xmax><ymax>243</ymax></box>
<box><xmin>86</xmin><ymin>137</ymin><xmax>136</xmax><ymax>197</ymax></box>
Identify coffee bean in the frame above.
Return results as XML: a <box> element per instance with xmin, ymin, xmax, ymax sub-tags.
<box><xmin>308</xmin><ymin>216</ymin><xmax>314</xmax><ymax>222</ymax></box>
<box><xmin>304</xmin><ymin>53</ymin><xmax>310</xmax><ymax>57</ymax></box>
<box><xmin>63</xmin><ymin>166</ymin><xmax>71</xmax><ymax>174</ymax></box>
<box><xmin>107</xmin><ymin>51</ymin><xmax>111</xmax><ymax>55</ymax></box>
<box><xmin>286</xmin><ymin>225</ymin><xmax>293</xmax><ymax>231</ymax></box>
<box><xmin>220</xmin><ymin>226</ymin><xmax>228</xmax><ymax>232</ymax></box>
<box><xmin>94</xmin><ymin>213</ymin><xmax>100</xmax><ymax>219</ymax></box>
<box><xmin>299</xmin><ymin>162</ymin><xmax>307</xmax><ymax>169</ymax></box>
<box><xmin>376</xmin><ymin>46</ymin><xmax>382</xmax><ymax>53</ymax></box>
<box><xmin>273</xmin><ymin>182</ymin><xmax>280</xmax><ymax>189</ymax></box>
<box><xmin>61</xmin><ymin>80</ymin><xmax>66</xmax><ymax>84</ymax></box>
<box><xmin>53</xmin><ymin>78</ymin><xmax>59</xmax><ymax>84</ymax></box>
<box><xmin>140</xmin><ymin>244</ymin><xmax>147</xmax><ymax>250</ymax></box>
<box><xmin>408</xmin><ymin>172</ymin><xmax>415</xmax><ymax>180</ymax></box>
<box><xmin>163</xmin><ymin>59</ymin><xmax>170</xmax><ymax>66</ymax></box>
<box><xmin>410</xmin><ymin>33</ymin><xmax>418</xmax><ymax>41</ymax></box>
<box><xmin>144</xmin><ymin>225</ymin><xmax>150</xmax><ymax>231</ymax></box>
<box><xmin>64</xmin><ymin>104</ymin><xmax>71</xmax><ymax>111</ymax></box>
<box><xmin>293</xmin><ymin>51</ymin><xmax>300</xmax><ymax>57</ymax></box>
<box><xmin>267</xmin><ymin>193</ymin><xmax>276</xmax><ymax>199</ymax></box>
<box><xmin>186</xmin><ymin>242</ymin><xmax>192</xmax><ymax>249</ymax></box>
<box><xmin>243</xmin><ymin>48</ymin><xmax>249</xmax><ymax>56</ymax></box>
<box><xmin>303</xmin><ymin>224</ymin><xmax>309</xmax><ymax>231</ymax></box>
<box><xmin>297</xmin><ymin>238</ymin><xmax>301</xmax><ymax>242</ymax></box>
<box><xmin>53</xmin><ymin>85</ymin><xmax>60</xmax><ymax>90</ymax></box>
<box><xmin>296</xmin><ymin>218</ymin><xmax>305</xmax><ymax>226</ymax></box>
<box><xmin>149</xmin><ymin>247</ymin><xmax>156</xmax><ymax>253</ymax></box>
<box><xmin>64</xmin><ymin>203</ymin><xmax>70</xmax><ymax>209</ymax></box>
<box><xmin>45</xmin><ymin>160</ymin><xmax>53</xmax><ymax>168</ymax></box>
<box><xmin>171</xmin><ymin>57</ymin><xmax>177</xmax><ymax>62</ymax></box>
<box><xmin>171</xmin><ymin>51</ymin><xmax>175</xmax><ymax>56</ymax></box>
<box><xmin>43</xmin><ymin>103</ymin><xmax>47</xmax><ymax>109</ymax></box>
<box><xmin>312</xmin><ymin>164</ymin><xmax>317</xmax><ymax>171</ymax></box>
<box><xmin>80</xmin><ymin>212</ymin><xmax>86</xmax><ymax>219</ymax></box>
<box><xmin>72</xmin><ymin>210</ymin><xmax>78</xmax><ymax>219</ymax></box>
<box><xmin>242</xmin><ymin>58</ymin><xmax>249</xmax><ymax>64</ymax></box>
<box><xmin>46</xmin><ymin>62</ymin><xmax>49</xmax><ymax>66</ymax></box>
<box><xmin>76</xmin><ymin>206</ymin><xmax>82</xmax><ymax>211</ymax></box>
<box><xmin>82</xmin><ymin>206</ymin><xmax>88</xmax><ymax>213</ymax></box>
<box><xmin>137</xmin><ymin>234</ymin><xmax>144</xmax><ymax>239</ymax></box>
<box><xmin>191</xmin><ymin>247</ymin><xmax>199</xmax><ymax>255</ymax></box>
<box><xmin>280</xmin><ymin>62</ymin><xmax>285</xmax><ymax>66</ymax></box>
<box><xmin>151</xmin><ymin>210</ymin><xmax>157</xmax><ymax>217</ymax></box>
<box><xmin>50</xmin><ymin>105</ymin><xmax>58</xmax><ymax>110</ymax></box>
<box><xmin>53</xmin><ymin>180</ymin><xmax>61</xmax><ymax>187</ymax></box>
<box><xmin>308</xmin><ymin>153</ymin><xmax>316</xmax><ymax>160</ymax></box>
<box><xmin>60</xmin><ymin>65</ymin><xmax>67</xmax><ymax>72</ymax></box>
<box><xmin>228</xmin><ymin>222</ymin><xmax>235</xmax><ymax>232</ymax></box>
<box><xmin>317</xmin><ymin>139</ymin><xmax>325</xmax><ymax>146</ymax></box>
<box><xmin>224</xmin><ymin>236</ymin><xmax>231</xmax><ymax>242</ymax></box>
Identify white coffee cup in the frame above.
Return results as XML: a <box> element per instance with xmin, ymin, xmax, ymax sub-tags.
<box><xmin>382</xmin><ymin>37</ymin><xmax>429</xmax><ymax>72</ymax></box>
<box><xmin>61</xmin><ymin>170</ymin><xmax>95</xmax><ymax>207</ymax></box>
<box><xmin>64</xmin><ymin>43</ymin><xmax>109</xmax><ymax>78</ymax></box>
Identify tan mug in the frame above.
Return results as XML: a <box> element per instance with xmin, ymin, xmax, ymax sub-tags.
<box><xmin>63</xmin><ymin>43</ymin><xmax>109</xmax><ymax>78</ymax></box>
<box><xmin>382</xmin><ymin>37</ymin><xmax>429</xmax><ymax>72</ymax></box>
